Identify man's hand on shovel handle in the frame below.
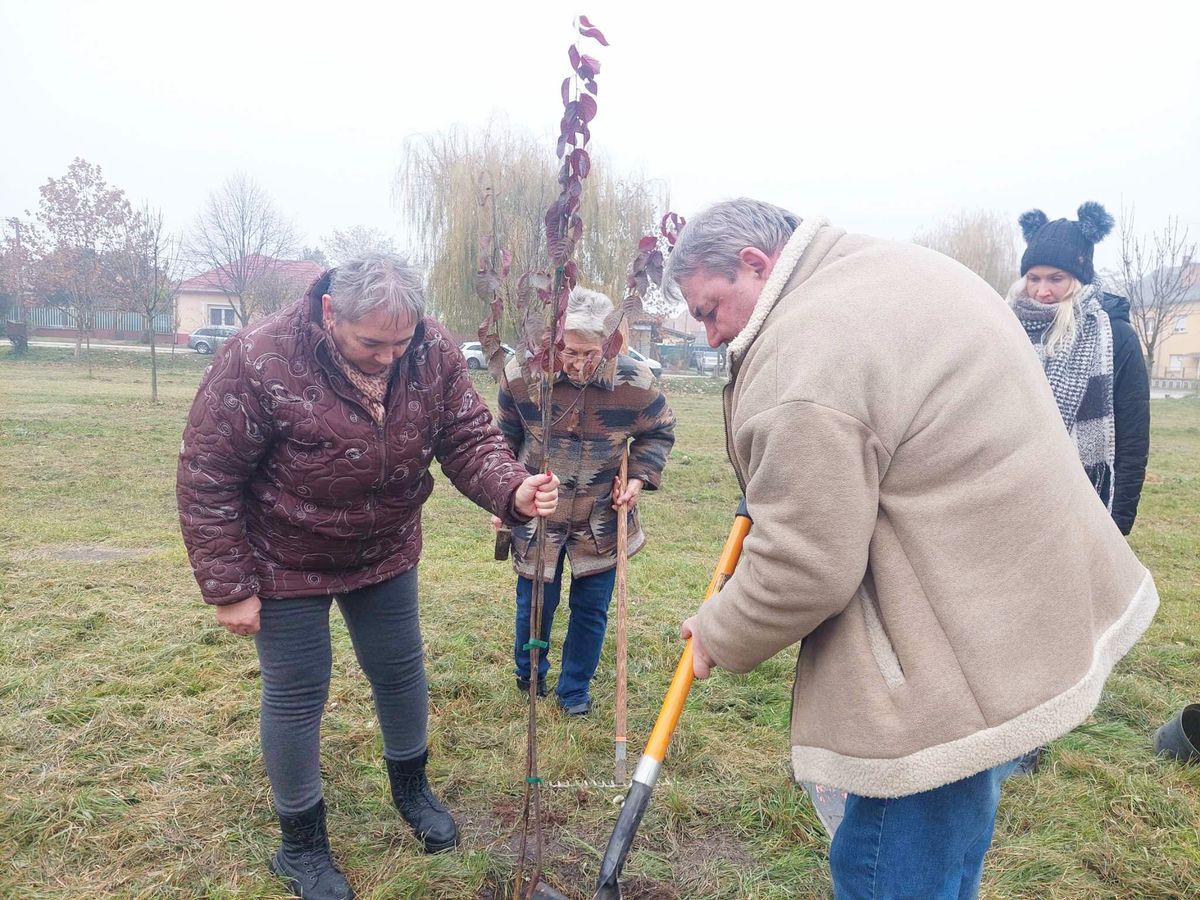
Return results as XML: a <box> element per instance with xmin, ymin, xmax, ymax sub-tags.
<box><xmin>681</xmin><ymin>616</ymin><xmax>715</xmax><ymax>679</ymax></box>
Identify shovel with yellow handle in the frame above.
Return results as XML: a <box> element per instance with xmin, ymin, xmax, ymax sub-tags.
<box><xmin>592</xmin><ymin>499</ymin><xmax>752</xmax><ymax>900</ymax></box>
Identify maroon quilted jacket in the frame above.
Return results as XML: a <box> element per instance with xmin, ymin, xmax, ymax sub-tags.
<box><xmin>177</xmin><ymin>295</ymin><xmax>531</xmax><ymax>605</ymax></box>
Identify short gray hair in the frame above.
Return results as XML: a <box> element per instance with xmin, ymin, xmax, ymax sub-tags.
<box><xmin>564</xmin><ymin>286</ymin><xmax>613</xmax><ymax>340</ymax></box>
<box><xmin>327</xmin><ymin>253</ymin><xmax>426</xmax><ymax>324</ymax></box>
<box><xmin>663</xmin><ymin>198</ymin><xmax>800</xmax><ymax>296</ymax></box>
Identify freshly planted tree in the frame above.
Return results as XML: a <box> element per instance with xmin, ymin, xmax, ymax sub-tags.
<box><xmin>114</xmin><ymin>205</ymin><xmax>181</xmax><ymax>402</ymax></box>
<box><xmin>468</xmin><ymin>18</ymin><xmax>682</xmax><ymax>898</ymax></box>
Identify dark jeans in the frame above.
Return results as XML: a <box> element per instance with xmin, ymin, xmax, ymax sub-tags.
<box><xmin>254</xmin><ymin>568</ymin><xmax>427</xmax><ymax>815</ymax></box>
<box><xmin>513</xmin><ymin>549</ymin><xmax>617</xmax><ymax>707</ymax></box>
<box><xmin>829</xmin><ymin>759</ymin><xmax>1020</xmax><ymax>900</ymax></box>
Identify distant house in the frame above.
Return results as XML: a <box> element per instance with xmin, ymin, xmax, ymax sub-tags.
<box><xmin>1136</xmin><ymin>264</ymin><xmax>1200</xmax><ymax>381</ymax></box>
<box><xmin>177</xmin><ymin>257</ymin><xmax>324</xmax><ymax>335</ymax></box>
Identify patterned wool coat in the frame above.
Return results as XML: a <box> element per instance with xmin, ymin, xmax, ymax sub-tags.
<box><xmin>497</xmin><ymin>354</ymin><xmax>676</xmax><ymax>581</ymax></box>
<box><xmin>177</xmin><ymin>293</ymin><xmax>531</xmax><ymax>604</ymax></box>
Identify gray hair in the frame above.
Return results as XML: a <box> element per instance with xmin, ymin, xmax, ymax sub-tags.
<box><xmin>564</xmin><ymin>286</ymin><xmax>614</xmax><ymax>340</ymax></box>
<box><xmin>327</xmin><ymin>253</ymin><xmax>426</xmax><ymax>324</ymax></box>
<box><xmin>663</xmin><ymin>198</ymin><xmax>800</xmax><ymax>298</ymax></box>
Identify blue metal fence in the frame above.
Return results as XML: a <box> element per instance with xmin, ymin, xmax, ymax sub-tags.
<box><xmin>26</xmin><ymin>306</ymin><xmax>174</xmax><ymax>334</ymax></box>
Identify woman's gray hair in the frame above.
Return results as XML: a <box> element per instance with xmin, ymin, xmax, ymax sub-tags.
<box><xmin>327</xmin><ymin>253</ymin><xmax>426</xmax><ymax>324</ymax></box>
<box><xmin>564</xmin><ymin>286</ymin><xmax>614</xmax><ymax>340</ymax></box>
<box><xmin>663</xmin><ymin>198</ymin><xmax>801</xmax><ymax>297</ymax></box>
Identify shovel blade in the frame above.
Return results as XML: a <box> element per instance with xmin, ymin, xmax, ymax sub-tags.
<box><xmin>530</xmin><ymin>881</ymin><xmax>570</xmax><ymax>900</ymax></box>
<box><xmin>591</xmin><ymin>779</ymin><xmax>652</xmax><ymax>900</ymax></box>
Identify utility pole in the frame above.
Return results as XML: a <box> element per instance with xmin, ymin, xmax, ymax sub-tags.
<box><xmin>8</xmin><ymin>218</ymin><xmax>26</xmax><ymax>324</ymax></box>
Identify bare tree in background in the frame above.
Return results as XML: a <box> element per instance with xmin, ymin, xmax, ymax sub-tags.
<box><xmin>300</xmin><ymin>245</ymin><xmax>329</xmax><ymax>267</ymax></box>
<box><xmin>397</xmin><ymin>123</ymin><xmax>666</xmax><ymax>335</ymax></box>
<box><xmin>321</xmin><ymin>226</ymin><xmax>397</xmax><ymax>265</ymax></box>
<box><xmin>115</xmin><ymin>205</ymin><xmax>181</xmax><ymax>402</ymax></box>
<box><xmin>914</xmin><ymin>209</ymin><xmax>1019</xmax><ymax>295</ymax></box>
<box><xmin>188</xmin><ymin>173</ymin><xmax>297</xmax><ymax>325</ymax></box>
<box><xmin>243</xmin><ymin>266</ymin><xmax>312</xmax><ymax>318</ymax></box>
<box><xmin>1111</xmin><ymin>205</ymin><xmax>1196</xmax><ymax>378</ymax></box>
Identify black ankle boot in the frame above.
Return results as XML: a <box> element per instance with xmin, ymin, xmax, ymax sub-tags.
<box><xmin>270</xmin><ymin>799</ymin><xmax>354</xmax><ymax>900</ymax></box>
<box><xmin>385</xmin><ymin>752</ymin><xmax>459</xmax><ymax>854</ymax></box>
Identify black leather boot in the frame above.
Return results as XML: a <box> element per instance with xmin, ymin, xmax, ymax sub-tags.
<box><xmin>386</xmin><ymin>752</ymin><xmax>459</xmax><ymax>854</ymax></box>
<box><xmin>270</xmin><ymin>799</ymin><xmax>354</xmax><ymax>900</ymax></box>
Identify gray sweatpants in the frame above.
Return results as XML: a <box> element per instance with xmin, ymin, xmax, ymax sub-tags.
<box><xmin>254</xmin><ymin>568</ymin><xmax>427</xmax><ymax>814</ymax></box>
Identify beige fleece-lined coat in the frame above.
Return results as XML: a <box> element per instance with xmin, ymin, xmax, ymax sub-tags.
<box><xmin>694</xmin><ymin>223</ymin><xmax>1158</xmax><ymax>799</ymax></box>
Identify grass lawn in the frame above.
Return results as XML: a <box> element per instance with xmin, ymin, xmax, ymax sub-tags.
<box><xmin>1</xmin><ymin>347</ymin><xmax>1197</xmax><ymax>899</ymax></box>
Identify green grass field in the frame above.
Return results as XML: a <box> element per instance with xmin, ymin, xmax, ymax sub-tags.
<box><xmin>1</xmin><ymin>348</ymin><xmax>1197</xmax><ymax>899</ymax></box>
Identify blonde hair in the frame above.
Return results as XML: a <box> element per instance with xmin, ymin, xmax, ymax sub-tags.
<box><xmin>1009</xmin><ymin>275</ymin><xmax>1084</xmax><ymax>357</ymax></box>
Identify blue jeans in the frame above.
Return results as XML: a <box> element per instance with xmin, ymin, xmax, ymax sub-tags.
<box><xmin>829</xmin><ymin>759</ymin><xmax>1019</xmax><ymax>900</ymax></box>
<box><xmin>513</xmin><ymin>549</ymin><xmax>617</xmax><ymax>707</ymax></box>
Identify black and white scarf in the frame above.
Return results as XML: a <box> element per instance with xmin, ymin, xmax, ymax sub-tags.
<box><xmin>1011</xmin><ymin>283</ymin><xmax>1116</xmax><ymax>507</ymax></box>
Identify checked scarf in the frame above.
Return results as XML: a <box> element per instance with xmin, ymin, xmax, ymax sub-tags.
<box><xmin>1011</xmin><ymin>282</ymin><xmax>1116</xmax><ymax>508</ymax></box>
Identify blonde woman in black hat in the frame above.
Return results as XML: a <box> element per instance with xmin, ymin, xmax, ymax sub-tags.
<box><xmin>1008</xmin><ymin>202</ymin><xmax>1150</xmax><ymax>537</ymax></box>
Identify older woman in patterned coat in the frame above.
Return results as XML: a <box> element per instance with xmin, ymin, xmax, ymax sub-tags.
<box><xmin>177</xmin><ymin>254</ymin><xmax>558</xmax><ymax>900</ymax></box>
<box><xmin>495</xmin><ymin>287</ymin><xmax>676</xmax><ymax>716</ymax></box>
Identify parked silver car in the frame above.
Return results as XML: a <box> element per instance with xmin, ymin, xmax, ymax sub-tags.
<box><xmin>459</xmin><ymin>341</ymin><xmax>515</xmax><ymax>370</ymax></box>
<box><xmin>626</xmin><ymin>347</ymin><xmax>663</xmax><ymax>382</ymax></box>
<box><xmin>187</xmin><ymin>325</ymin><xmax>239</xmax><ymax>354</ymax></box>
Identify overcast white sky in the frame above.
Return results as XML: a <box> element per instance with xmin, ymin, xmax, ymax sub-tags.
<box><xmin>3</xmin><ymin>0</ymin><xmax>1198</xmax><ymax>276</ymax></box>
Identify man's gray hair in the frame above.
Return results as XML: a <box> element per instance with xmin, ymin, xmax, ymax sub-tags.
<box><xmin>663</xmin><ymin>198</ymin><xmax>801</xmax><ymax>295</ymax></box>
<box><xmin>564</xmin><ymin>286</ymin><xmax>614</xmax><ymax>340</ymax></box>
<box><xmin>327</xmin><ymin>253</ymin><xmax>426</xmax><ymax>324</ymax></box>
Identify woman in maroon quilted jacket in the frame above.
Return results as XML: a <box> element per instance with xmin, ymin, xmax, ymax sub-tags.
<box><xmin>177</xmin><ymin>254</ymin><xmax>558</xmax><ymax>900</ymax></box>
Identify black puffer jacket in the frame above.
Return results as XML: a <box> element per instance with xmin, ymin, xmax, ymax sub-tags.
<box><xmin>1100</xmin><ymin>292</ymin><xmax>1150</xmax><ymax>534</ymax></box>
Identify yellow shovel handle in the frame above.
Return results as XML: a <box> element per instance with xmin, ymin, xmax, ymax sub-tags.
<box><xmin>643</xmin><ymin>513</ymin><xmax>752</xmax><ymax>763</ymax></box>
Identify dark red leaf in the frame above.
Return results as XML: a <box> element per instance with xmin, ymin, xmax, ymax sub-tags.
<box><xmin>568</xmin><ymin>45</ymin><xmax>581</xmax><ymax>71</ymax></box>
<box><xmin>585</xmin><ymin>79</ymin><xmax>597</xmax><ymax>95</ymax></box>
<box><xmin>646</xmin><ymin>250</ymin><xmax>664</xmax><ymax>287</ymax></box>
<box><xmin>638</xmin><ymin>235</ymin><xmax>657</xmax><ymax>252</ymax></box>
<box><xmin>577</xmin><ymin>63</ymin><xmax>594</xmax><ymax>81</ymax></box>
<box><xmin>580</xmin><ymin>54</ymin><xmax>601</xmax><ymax>75</ymax></box>
<box><xmin>661</xmin><ymin>212</ymin><xmax>686</xmax><ymax>246</ymax></box>
<box><xmin>578</xmin><ymin>94</ymin><xmax>598</xmax><ymax>123</ymax></box>
<box><xmin>577</xmin><ymin>15</ymin><xmax>610</xmax><ymax>46</ymax></box>
<box><xmin>561</xmin><ymin>77</ymin><xmax>570</xmax><ymax>106</ymax></box>
<box><xmin>474</xmin><ymin>270</ymin><xmax>501</xmax><ymax>303</ymax></box>
<box><xmin>556</xmin><ymin>133</ymin><xmax>567</xmax><ymax>159</ymax></box>
<box><xmin>571</xmin><ymin>148</ymin><xmax>591</xmax><ymax>178</ymax></box>
<box><xmin>545</xmin><ymin>199</ymin><xmax>569</xmax><ymax>265</ymax></box>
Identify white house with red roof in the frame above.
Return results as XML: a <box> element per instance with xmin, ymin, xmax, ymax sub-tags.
<box><xmin>177</xmin><ymin>256</ymin><xmax>324</xmax><ymax>334</ymax></box>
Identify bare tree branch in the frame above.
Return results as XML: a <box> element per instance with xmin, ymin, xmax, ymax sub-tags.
<box><xmin>913</xmin><ymin>209</ymin><xmax>1019</xmax><ymax>295</ymax></box>
<box><xmin>1112</xmin><ymin>204</ymin><xmax>1196</xmax><ymax>376</ymax></box>
<box><xmin>187</xmin><ymin>173</ymin><xmax>297</xmax><ymax>325</ymax></box>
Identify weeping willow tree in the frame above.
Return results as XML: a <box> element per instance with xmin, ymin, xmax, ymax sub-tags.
<box><xmin>396</xmin><ymin>122</ymin><xmax>667</xmax><ymax>336</ymax></box>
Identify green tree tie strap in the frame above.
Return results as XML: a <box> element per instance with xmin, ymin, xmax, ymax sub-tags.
<box><xmin>523</xmin><ymin>639</ymin><xmax>549</xmax><ymax>651</ymax></box>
